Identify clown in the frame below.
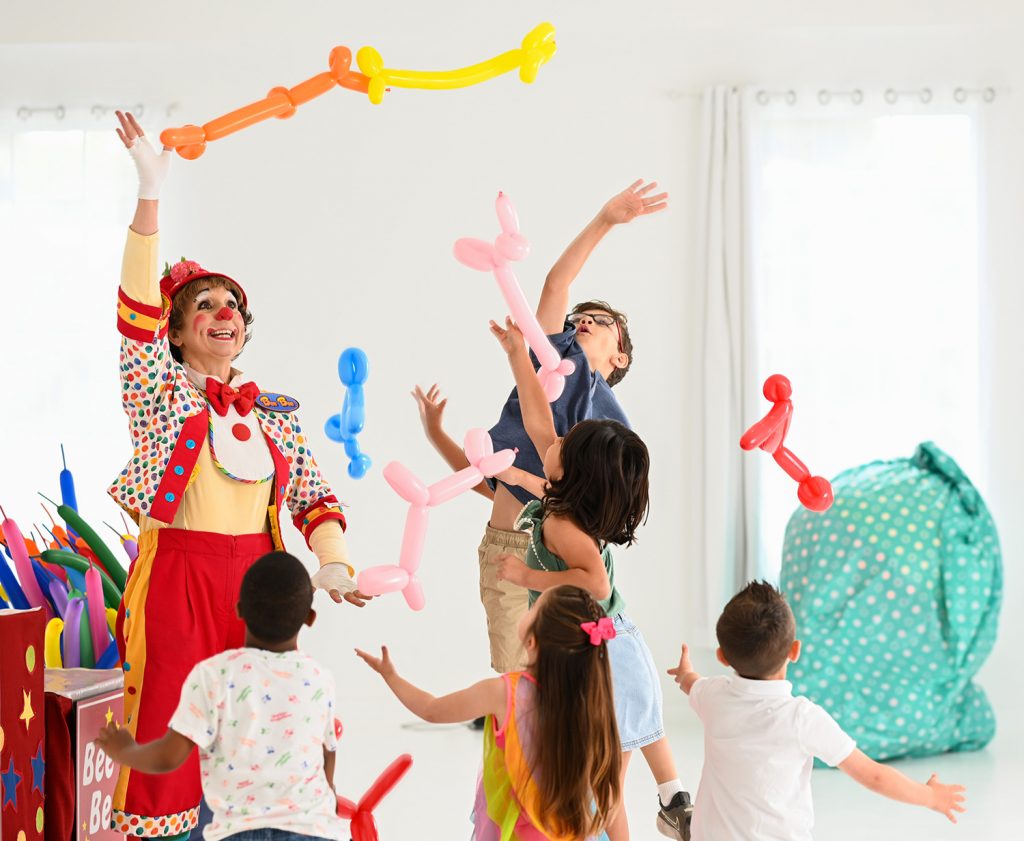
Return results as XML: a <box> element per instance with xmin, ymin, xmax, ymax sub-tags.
<box><xmin>108</xmin><ymin>111</ymin><xmax>368</xmax><ymax>838</ymax></box>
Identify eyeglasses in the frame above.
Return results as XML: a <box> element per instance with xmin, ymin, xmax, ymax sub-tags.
<box><xmin>567</xmin><ymin>312</ymin><xmax>624</xmax><ymax>353</ymax></box>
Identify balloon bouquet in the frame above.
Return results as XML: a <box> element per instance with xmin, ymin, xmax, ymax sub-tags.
<box><xmin>0</xmin><ymin>447</ymin><xmax>129</xmax><ymax>669</ymax></box>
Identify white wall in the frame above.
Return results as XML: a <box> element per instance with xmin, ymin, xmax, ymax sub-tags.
<box><xmin>2</xmin><ymin>0</ymin><xmax>1021</xmax><ymax>754</ymax></box>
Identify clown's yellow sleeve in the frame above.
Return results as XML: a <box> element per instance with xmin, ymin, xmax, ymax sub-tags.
<box><xmin>119</xmin><ymin>228</ymin><xmax>162</xmax><ymax>308</ymax></box>
<box><xmin>116</xmin><ymin>228</ymin><xmax>174</xmax><ymax>418</ymax></box>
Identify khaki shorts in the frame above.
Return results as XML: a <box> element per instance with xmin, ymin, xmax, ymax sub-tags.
<box><xmin>478</xmin><ymin>524</ymin><xmax>531</xmax><ymax>673</ymax></box>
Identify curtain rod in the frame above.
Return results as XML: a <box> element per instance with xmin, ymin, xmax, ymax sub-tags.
<box><xmin>11</xmin><ymin>102</ymin><xmax>179</xmax><ymax>121</ymax></box>
<box><xmin>756</xmin><ymin>87</ymin><xmax>996</xmax><ymax>106</ymax></box>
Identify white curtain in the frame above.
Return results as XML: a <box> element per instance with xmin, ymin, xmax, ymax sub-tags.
<box><xmin>688</xmin><ymin>85</ymin><xmax>762</xmax><ymax>644</ymax></box>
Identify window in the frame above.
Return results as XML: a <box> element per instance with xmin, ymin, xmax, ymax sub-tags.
<box><xmin>0</xmin><ymin>116</ymin><xmax>138</xmax><ymax>521</ymax></box>
<box><xmin>748</xmin><ymin>103</ymin><xmax>983</xmax><ymax>578</ymax></box>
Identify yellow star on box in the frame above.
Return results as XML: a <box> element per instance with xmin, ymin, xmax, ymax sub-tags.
<box><xmin>20</xmin><ymin>690</ymin><xmax>34</xmax><ymax>730</ymax></box>
<box><xmin>105</xmin><ymin>707</ymin><xmax>114</xmax><ymax>725</ymax></box>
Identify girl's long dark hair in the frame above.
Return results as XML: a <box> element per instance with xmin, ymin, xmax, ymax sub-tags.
<box><xmin>543</xmin><ymin>419</ymin><xmax>650</xmax><ymax>546</ymax></box>
<box><xmin>528</xmin><ymin>585</ymin><xmax>621</xmax><ymax>839</ymax></box>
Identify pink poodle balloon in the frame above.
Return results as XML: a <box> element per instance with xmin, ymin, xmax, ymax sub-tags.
<box><xmin>358</xmin><ymin>429</ymin><xmax>515</xmax><ymax>610</ymax></box>
<box><xmin>454</xmin><ymin>192</ymin><xmax>576</xmax><ymax>401</ymax></box>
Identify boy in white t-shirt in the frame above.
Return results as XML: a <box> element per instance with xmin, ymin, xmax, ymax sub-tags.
<box><xmin>668</xmin><ymin>581</ymin><xmax>967</xmax><ymax>841</ymax></box>
<box><xmin>96</xmin><ymin>551</ymin><xmax>344</xmax><ymax>841</ymax></box>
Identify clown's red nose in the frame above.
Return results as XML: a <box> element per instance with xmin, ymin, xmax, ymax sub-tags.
<box><xmin>215</xmin><ymin>306</ymin><xmax>234</xmax><ymax>321</ymax></box>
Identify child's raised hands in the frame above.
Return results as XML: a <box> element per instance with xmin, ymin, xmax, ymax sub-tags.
<box><xmin>599</xmin><ymin>179</ymin><xmax>669</xmax><ymax>226</ymax></box>
<box><xmin>411</xmin><ymin>384</ymin><xmax>448</xmax><ymax>437</ymax></box>
<box><xmin>489</xmin><ymin>317</ymin><xmax>526</xmax><ymax>357</ymax></box>
<box><xmin>355</xmin><ymin>645</ymin><xmax>397</xmax><ymax>679</ymax></box>
<box><xmin>926</xmin><ymin>774</ymin><xmax>967</xmax><ymax>823</ymax></box>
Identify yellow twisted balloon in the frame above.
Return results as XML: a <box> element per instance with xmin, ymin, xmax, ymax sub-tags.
<box><xmin>357</xmin><ymin>22</ymin><xmax>556</xmax><ymax>105</ymax></box>
<box><xmin>45</xmin><ymin>618</ymin><xmax>64</xmax><ymax>668</ymax></box>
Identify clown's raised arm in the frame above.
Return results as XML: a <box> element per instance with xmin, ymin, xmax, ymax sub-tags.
<box><xmin>107</xmin><ymin>111</ymin><xmax>364</xmax><ymax>841</ymax></box>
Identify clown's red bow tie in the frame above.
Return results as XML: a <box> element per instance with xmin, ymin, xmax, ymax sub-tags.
<box><xmin>206</xmin><ymin>378</ymin><xmax>260</xmax><ymax>417</ymax></box>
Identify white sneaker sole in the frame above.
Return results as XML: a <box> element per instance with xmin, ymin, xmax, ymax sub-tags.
<box><xmin>656</xmin><ymin>811</ymin><xmax>688</xmax><ymax>840</ymax></box>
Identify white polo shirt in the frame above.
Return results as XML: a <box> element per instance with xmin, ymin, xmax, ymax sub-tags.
<box><xmin>689</xmin><ymin>675</ymin><xmax>856</xmax><ymax>841</ymax></box>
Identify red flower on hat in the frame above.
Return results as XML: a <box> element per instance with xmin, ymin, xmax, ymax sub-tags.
<box><xmin>167</xmin><ymin>259</ymin><xmax>203</xmax><ymax>284</ymax></box>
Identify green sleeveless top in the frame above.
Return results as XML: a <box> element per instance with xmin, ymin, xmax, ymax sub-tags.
<box><xmin>515</xmin><ymin>500</ymin><xmax>625</xmax><ymax>617</ymax></box>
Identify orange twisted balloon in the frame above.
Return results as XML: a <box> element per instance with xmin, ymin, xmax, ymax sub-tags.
<box><xmin>160</xmin><ymin>46</ymin><xmax>369</xmax><ymax>159</ymax></box>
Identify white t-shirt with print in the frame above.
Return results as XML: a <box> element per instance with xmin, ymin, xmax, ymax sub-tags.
<box><xmin>689</xmin><ymin>675</ymin><xmax>856</xmax><ymax>841</ymax></box>
<box><xmin>169</xmin><ymin>648</ymin><xmax>344</xmax><ymax>841</ymax></box>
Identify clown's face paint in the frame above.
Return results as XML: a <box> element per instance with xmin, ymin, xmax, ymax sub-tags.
<box><xmin>169</xmin><ymin>284</ymin><xmax>245</xmax><ymax>377</ymax></box>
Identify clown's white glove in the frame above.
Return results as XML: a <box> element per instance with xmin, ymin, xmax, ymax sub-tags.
<box><xmin>128</xmin><ymin>135</ymin><xmax>171</xmax><ymax>200</ymax></box>
<box><xmin>311</xmin><ymin>562</ymin><xmax>358</xmax><ymax>598</ymax></box>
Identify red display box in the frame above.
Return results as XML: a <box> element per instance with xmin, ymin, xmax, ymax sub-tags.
<box><xmin>0</xmin><ymin>608</ymin><xmax>47</xmax><ymax>841</ymax></box>
<box><xmin>44</xmin><ymin>671</ymin><xmax>123</xmax><ymax>841</ymax></box>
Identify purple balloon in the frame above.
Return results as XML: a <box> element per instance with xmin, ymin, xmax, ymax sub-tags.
<box><xmin>63</xmin><ymin>597</ymin><xmax>85</xmax><ymax>668</ymax></box>
<box><xmin>49</xmin><ymin>578</ymin><xmax>70</xmax><ymax>617</ymax></box>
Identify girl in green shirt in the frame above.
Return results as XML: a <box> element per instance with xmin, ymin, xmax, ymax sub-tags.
<box><xmin>489</xmin><ymin>318</ymin><xmax>693</xmax><ymax>841</ymax></box>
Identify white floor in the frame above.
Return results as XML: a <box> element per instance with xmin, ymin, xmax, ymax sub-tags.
<box><xmin>329</xmin><ymin>704</ymin><xmax>1022</xmax><ymax>840</ymax></box>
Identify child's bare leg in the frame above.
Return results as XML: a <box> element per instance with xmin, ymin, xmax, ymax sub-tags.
<box><xmin>606</xmin><ymin>750</ymin><xmax>632</xmax><ymax>841</ymax></box>
<box><xmin>639</xmin><ymin>736</ymin><xmax>678</xmax><ymax>784</ymax></box>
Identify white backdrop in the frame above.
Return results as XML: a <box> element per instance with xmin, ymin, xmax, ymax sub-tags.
<box><xmin>2</xmin><ymin>0</ymin><xmax>1023</xmax><ymax>791</ymax></box>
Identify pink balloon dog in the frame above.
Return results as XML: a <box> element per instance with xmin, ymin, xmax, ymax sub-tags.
<box><xmin>357</xmin><ymin>429</ymin><xmax>515</xmax><ymax>610</ymax></box>
<box><xmin>454</xmin><ymin>192</ymin><xmax>576</xmax><ymax>401</ymax></box>
<box><xmin>740</xmin><ymin>374</ymin><xmax>834</xmax><ymax>513</ymax></box>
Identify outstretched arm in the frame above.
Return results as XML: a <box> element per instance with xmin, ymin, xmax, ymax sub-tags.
<box><xmin>666</xmin><ymin>643</ymin><xmax>702</xmax><ymax>694</ymax></box>
<box><xmin>95</xmin><ymin>724</ymin><xmax>194</xmax><ymax>775</ymax></box>
<box><xmin>495</xmin><ymin>465</ymin><xmax>548</xmax><ymax>500</ymax></box>
<box><xmin>490</xmin><ymin>318</ymin><xmax>557</xmax><ymax>456</ymax></box>
<box><xmin>411</xmin><ymin>385</ymin><xmax>493</xmax><ymax>500</ymax></box>
<box><xmin>535</xmin><ymin>180</ymin><xmax>668</xmax><ymax>334</ymax></box>
<box><xmin>839</xmin><ymin>750</ymin><xmax>967</xmax><ymax>823</ymax></box>
<box><xmin>355</xmin><ymin>646</ymin><xmax>506</xmax><ymax>724</ymax></box>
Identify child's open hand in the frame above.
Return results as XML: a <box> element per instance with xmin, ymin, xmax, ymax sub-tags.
<box><xmin>926</xmin><ymin>774</ymin><xmax>967</xmax><ymax>823</ymax></box>
<box><xmin>355</xmin><ymin>645</ymin><xmax>397</xmax><ymax>679</ymax></box>
<box><xmin>492</xmin><ymin>552</ymin><xmax>529</xmax><ymax>587</ymax></box>
<box><xmin>412</xmin><ymin>384</ymin><xmax>447</xmax><ymax>437</ymax></box>
<box><xmin>489</xmin><ymin>317</ymin><xmax>526</xmax><ymax>357</ymax></box>
<box><xmin>95</xmin><ymin>721</ymin><xmax>135</xmax><ymax>763</ymax></box>
<box><xmin>666</xmin><ymin>643</ymin><xmax>694</xmax><ymax>687</ymax></box>
<box><xmin>599</xmin><ymin>179</ymin><xmax>669</xmax><ymax>225</ymax></box>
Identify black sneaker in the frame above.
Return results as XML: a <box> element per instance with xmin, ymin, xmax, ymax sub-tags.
<box><xmin>656</xmin><ymin>790</ymin><xmax>693</xmax><ymax>840</ymax></box>
<box><xmin>467</xmin><ymin>716</ymin><xmax>486</xmax><ymax>730</ymax></box>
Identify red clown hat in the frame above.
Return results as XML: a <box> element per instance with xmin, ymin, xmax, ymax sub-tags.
<box><xmin>160</xmin><ymin>258</ymin><xmax>248</xmax><ymax>308</ymax></box>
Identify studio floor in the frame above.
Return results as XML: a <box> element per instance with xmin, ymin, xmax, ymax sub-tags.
<box><xmin>330</xmin><ymin>705</ymin><xmax>1021</xmax><ymax>839</ymax></box>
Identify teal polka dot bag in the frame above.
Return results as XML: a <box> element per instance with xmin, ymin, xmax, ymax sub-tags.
<box><xmin>782</xmin><ymin>441</ymin><xmax>1002</xmax><ymax>760</ymax></box>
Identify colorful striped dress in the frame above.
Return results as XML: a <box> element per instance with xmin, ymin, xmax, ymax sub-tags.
<box><xmin>472</xmin><ymin>672</ymin><xmax>609</xmax><ymax>841</ymax></box>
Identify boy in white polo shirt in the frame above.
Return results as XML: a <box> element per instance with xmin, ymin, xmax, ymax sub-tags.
<box><xmin>668</xmin><ymin>581</ymin><xmax>967</xmax><ymax>841</ymax></box>
<box><xmin>96</xmin><ymin>551</ymin><xmax>343</xmax><ymax>841</ymax></box>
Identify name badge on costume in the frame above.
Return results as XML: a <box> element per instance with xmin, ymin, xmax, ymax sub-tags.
<box><xmin>257</xmin><ymin>392</ymin><xmax>300</xmax><ymax>412</ymax></box>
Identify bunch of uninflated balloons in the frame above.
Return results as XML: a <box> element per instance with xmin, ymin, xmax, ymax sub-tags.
<box><xmin>0</xmin><ymin>448</ymin><xmax>131</xmax><ymax>669</ymax></box>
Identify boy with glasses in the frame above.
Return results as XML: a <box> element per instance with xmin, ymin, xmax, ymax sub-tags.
<box><xmin>414</xmin><ymin>181</ymin><xmax>695</xmax><ymax>839</ymax></box>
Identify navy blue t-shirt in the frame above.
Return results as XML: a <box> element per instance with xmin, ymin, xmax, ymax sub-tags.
<box><xmin>488</xmin><ymin>326</ymin><xmax>631</xmax><ymax>505</ymax></box>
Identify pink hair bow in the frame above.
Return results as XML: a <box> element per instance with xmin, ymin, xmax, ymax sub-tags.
<box><xmin>580</xmin><ymin>617</ymin><xmax>616</xmax><ymax>646</ymax></box>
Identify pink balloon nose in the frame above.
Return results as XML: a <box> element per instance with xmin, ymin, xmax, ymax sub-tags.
<box><xmin>215</xmin><ymin>306</ymin><xmax>234</xmax><ymax>321</ymax></box>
